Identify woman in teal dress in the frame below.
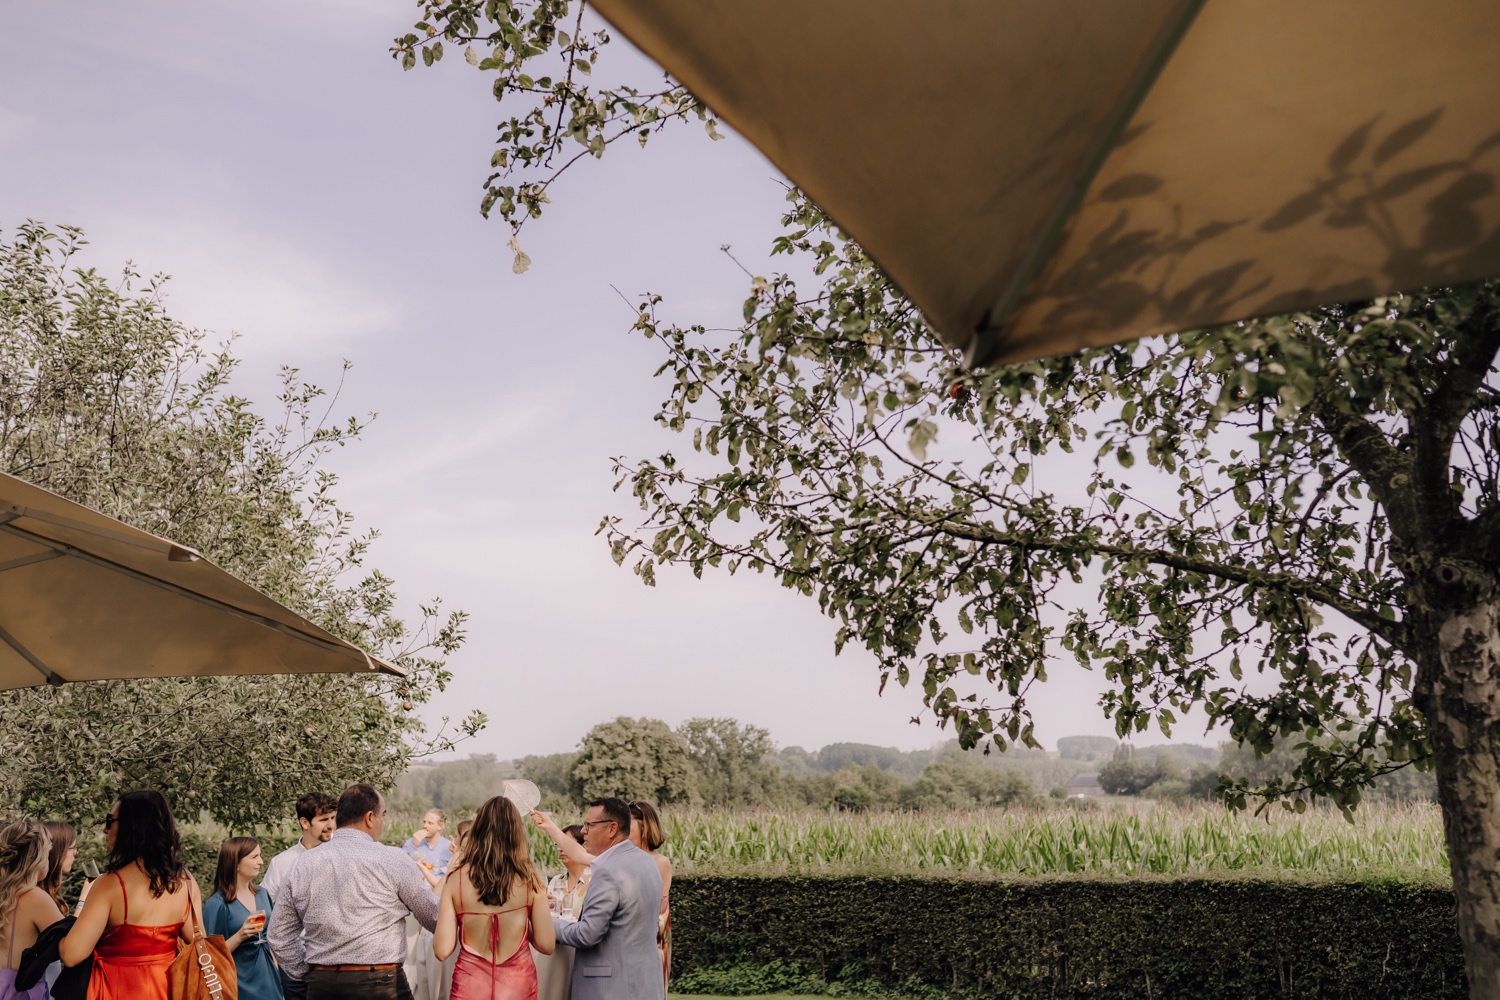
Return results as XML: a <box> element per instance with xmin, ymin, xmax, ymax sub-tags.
<box><xmin>203</xmin><ymin>837</ymin><xmax>281</xmax><ymax>1000</ymax></box>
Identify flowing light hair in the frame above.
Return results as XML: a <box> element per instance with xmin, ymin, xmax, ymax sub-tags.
<box><xmin>461</xmin><ymin>796</ymin><xmax>543</xmax><ymax>907</ymax></box>
<box><xmin>0</xmin><ymin>821</ymin><xmax>52</xmax><ymax>920</ymax></box>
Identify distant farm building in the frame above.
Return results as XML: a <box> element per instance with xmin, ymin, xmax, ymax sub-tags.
<box><xmin>1065</xmin><ymin>772</ymin><xmax>1105</xmax><ymax>797</ymax></box>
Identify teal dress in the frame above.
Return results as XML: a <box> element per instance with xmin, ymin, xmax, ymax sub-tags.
<box><xmin>203</xmin><ymin>887</ymin><xmax>282</xmax><ymax>1000</ymax></box>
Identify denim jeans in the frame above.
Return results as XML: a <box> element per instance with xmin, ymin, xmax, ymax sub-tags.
<box><xmin>306</xmin><ymin>966</ymin><xmax>413</xmax><ymax>1000</ymax></box>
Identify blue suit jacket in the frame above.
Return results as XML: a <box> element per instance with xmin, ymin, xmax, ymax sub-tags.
<box><xmin>554</xmin><ymin>840</ymin><xmax>664</xmax><ymax>1000</ymax></box>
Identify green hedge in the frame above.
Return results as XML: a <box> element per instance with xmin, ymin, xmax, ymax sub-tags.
<box><xmin>670</xmin><ymin>873</ymin><xmax>1465</xmax><ymax>999</ymax></box>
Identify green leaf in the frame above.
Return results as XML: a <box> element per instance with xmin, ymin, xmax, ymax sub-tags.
<box><xmin>907</xmin><ymin>420</ymin><xmax>938</xmax><ymax>462</ymax></box>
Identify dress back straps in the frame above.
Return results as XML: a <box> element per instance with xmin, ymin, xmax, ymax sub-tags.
<box><xmin>456</xmin><ymin>873</ymin><xmax>531</xmax><ymax>964</ymax></box>
<box><xmin>110</xmin><ymin>869</ymin><xmax>191</xmax><ymax>927</ymax></box>
<box><xmin>113</xmin><ymin>871</ymin><xmax>128</xmax><ymax>924</ymax></box>
<box><xmin>7</xmin><ymin>902</ymin><xmax>18</xmax><ymax>968</ymax></box>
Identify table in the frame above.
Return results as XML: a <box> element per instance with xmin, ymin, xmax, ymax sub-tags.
<box><xmin>534</xmin><ymin>941</ymin><xmax>575</xmax><ymax>1000</ymax></box>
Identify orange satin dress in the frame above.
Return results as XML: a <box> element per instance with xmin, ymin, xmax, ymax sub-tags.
<box><xmin>87</xmin><ymin>873</ymin><xmax>185</xmax><ymax>1000</ymax></box>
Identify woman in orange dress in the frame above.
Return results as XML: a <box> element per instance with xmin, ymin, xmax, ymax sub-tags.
<box><xmin>435</xmin><ymin>796</ymin><xmax>555</xmax><ymax>1000</ymax></box>
<box><xmin>60</xmin><ymin>790</ymin><xmax>204</xmax><ymax>1000</ymax></box>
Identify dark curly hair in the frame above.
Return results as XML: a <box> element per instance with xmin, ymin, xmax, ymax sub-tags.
<box><xmin>106</xmin><ymin>789</ymin><xmax>187</xmax><ymax>897</ymax></box>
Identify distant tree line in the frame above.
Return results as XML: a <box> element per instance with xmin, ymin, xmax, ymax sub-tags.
<box><xmin>397</xmin><ymin>718</ymin><xmax>1208</xmax><ymax>815</ymax></box>
<box><xmin>1096</xmin><ymin>741</ymin><xmax>1436</xmax><ymax>802</ymax></box>
<box><xmin>395</xmin><ymin>718</ymin><xmax>1439</xmax><ymax>818</ymax></box>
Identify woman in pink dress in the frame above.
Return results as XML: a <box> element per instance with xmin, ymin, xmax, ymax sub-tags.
<box><xmin>434</xmin><ymin>796</ymin><xmax>555</xmax><ymax>1000</ymax></box>
<box><xmin>60</xmin><ymin>790</ymin><xmax>203</xmax><ymax>1000</ymax></box>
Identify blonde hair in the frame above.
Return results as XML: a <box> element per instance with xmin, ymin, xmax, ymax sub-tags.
<box><xmin>0</xmin><ymin>821</ymin><xmax>51</xmax><ymax>920</ymax></box>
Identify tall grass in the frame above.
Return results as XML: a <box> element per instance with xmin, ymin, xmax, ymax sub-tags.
<box><xmin>639</xmin><ymin>802</ymin><xmax>1447</xmax><ymax>879</ymax></box>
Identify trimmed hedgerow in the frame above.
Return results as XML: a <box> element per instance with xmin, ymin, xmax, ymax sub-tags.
<box><xmin>669</xmin><ymin>873</ymin><xmax>1464</xmax><ymax>999</ymax></box>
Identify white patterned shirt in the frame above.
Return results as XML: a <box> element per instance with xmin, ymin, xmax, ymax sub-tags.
<box><xmin>267</xmin><ymin>828</ymin><xmax>439</xmax><ymax>980</ymax></box>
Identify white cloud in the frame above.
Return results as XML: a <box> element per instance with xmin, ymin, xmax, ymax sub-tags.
<box><xmin>77</xmin><ymin>212</ymin><xmax>395</xmax><ymax>357</ymax></box>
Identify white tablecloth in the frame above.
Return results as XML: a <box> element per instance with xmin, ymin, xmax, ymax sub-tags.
<box><xmin>405</xmin><ymin>915</ymin><xmax>449</xmax><ymax>1000</ymax></box>
<box><xmin>534</xmin><ymin>942</ymin><xmax>575</xmax><ymax>1000</ymax></box>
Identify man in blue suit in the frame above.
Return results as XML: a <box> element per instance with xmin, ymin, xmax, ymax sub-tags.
<box><xmin>555</xmin><ymin>797</ymin><xmax>665</xmax><ymax>1000</ymax></box>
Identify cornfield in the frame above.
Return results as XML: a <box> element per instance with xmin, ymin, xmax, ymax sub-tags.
<box><xmin>631</xmin><ymin>802</ymin><xmax>1449</xmax><ymax>879</ymax></box>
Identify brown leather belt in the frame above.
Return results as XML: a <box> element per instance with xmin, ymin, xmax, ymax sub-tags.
<box><xmin>309</xmin><ymin>963</ymin><xmax>400</xmax><ymax>972</ymax></box>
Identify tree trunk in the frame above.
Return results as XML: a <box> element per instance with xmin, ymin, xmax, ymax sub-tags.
<box><xmin>1419</xmin><ymin>595</ymin><xmax>1500</xmax><ymax>998</ymax></box>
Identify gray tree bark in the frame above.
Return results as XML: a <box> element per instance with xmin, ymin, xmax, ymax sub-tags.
<box><xmin>1419</xmin><ymin>593</ymin><xmax>1500</xmax><ymax>998</ymax></box>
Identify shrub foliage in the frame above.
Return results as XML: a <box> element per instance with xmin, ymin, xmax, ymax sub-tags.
<box><xmin>671</xmin><ymin>873</ymin><xmax>1464</xmax><ymax>999</ymax></box>
<box><xmin>0</xmin><ymin>222</ymin><xmax>480</xmax><ymax>827</ymax></box>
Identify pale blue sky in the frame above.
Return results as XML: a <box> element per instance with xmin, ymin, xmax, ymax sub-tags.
<box><xmin>0</xmin><ymin>1</ymin><xmax>1214</xmax><ymax>758</ymax></box>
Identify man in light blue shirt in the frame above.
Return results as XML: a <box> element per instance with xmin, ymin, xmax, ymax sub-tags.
<box><xmin>404</xmin><ymin>809</ymin><xmax>452</xmax><ymax>876</ymax></box>
<box><xmin>402</xmin><ymin>808</ymin><xmax>452</xmax><ymax>998</ymax></box>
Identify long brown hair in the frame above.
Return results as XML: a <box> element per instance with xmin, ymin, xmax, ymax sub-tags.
<box><xmin>212</xmin><ymin>837</ymin><xmax>260</xmax><ymax>903</ymax></box>
<box><xmin>40</xmin><ymin>821</ymin><xmax>76</xmax><ymax>911</ymax></box>
<box><xmin>461</xmin><ymin>796</ymin><xmax>542</xmax><ymax>907</ymax></box>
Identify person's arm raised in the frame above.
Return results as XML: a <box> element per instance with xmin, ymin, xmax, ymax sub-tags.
<box><xmin>59</xmin><ymin>872</ymin><xmax>117</xmax><ymax>966</ymax></box>
<box><xmin>529</xmin><ymin>811</ymin><xmax>595</xmax><ymax>867</ymax></box>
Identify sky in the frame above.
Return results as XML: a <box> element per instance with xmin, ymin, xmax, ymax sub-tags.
<box><xmin>0</xmin><ymin>1</ymin><xmax>1221</xmax><ymax>759</ymax></box>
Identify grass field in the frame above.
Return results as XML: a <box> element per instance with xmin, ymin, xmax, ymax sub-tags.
<box><xmin>606</xmin><ymin>801</ymin><xmax>1449</xmax><ymax>879</ymax></box>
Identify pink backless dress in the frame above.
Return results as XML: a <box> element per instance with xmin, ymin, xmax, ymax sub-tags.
<box><xmin>448</xmin><ymin>878</ymin><xmax>538</xmax><ymax>1000</ymax></box>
